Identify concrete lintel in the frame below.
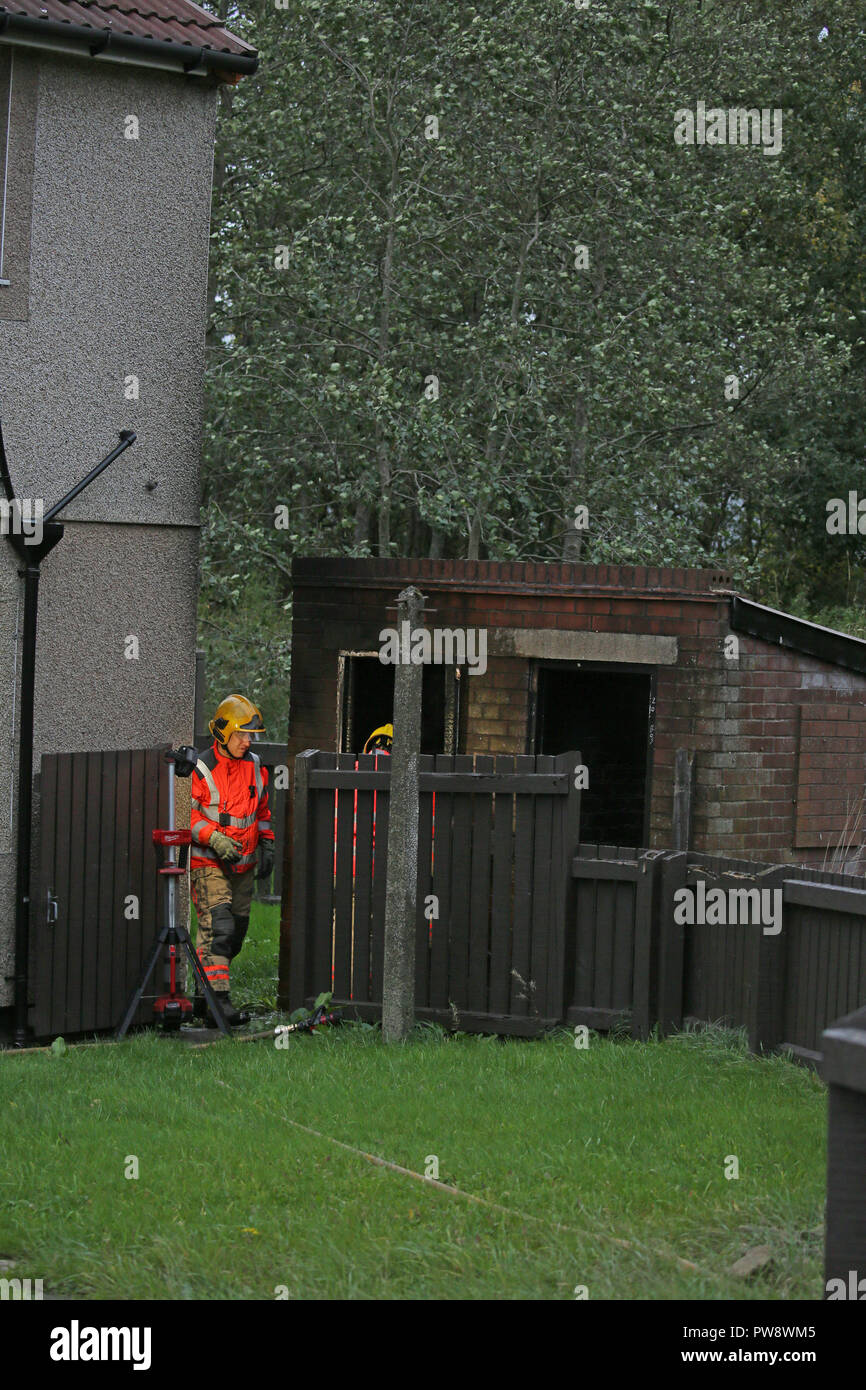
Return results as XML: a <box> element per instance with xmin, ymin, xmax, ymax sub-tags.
<box><xmin>488</xmin><ymin>628</ymin><xmax>677</xmax><ymax>665</ymax></box>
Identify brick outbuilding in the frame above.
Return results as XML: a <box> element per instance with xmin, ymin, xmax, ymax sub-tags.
<box><xmin>287</xmin><ymin>558</ymin><xmax>866</xmax><ymax>867</ymax></box>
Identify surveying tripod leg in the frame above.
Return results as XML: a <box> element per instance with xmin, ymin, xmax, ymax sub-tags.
<box><xmin>115</xmin><ymin>925</ymin><xmax>168</xmax><ymax>1040</ymax></box>
<box><xmin>177</xmin><ymin>923</ymin><xmax>231</xmax><ymax>1036</ymax></box>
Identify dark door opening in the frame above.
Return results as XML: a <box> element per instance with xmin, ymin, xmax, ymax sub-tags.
<box><xmin>340</xmin><ymin>655</ymin><xmax>456</xmax><ymax>755</ymax></box>
<box><xmin>535</xmin><ymin>664</ymin><xmax>653</xmax><ymax>846</ymax></box>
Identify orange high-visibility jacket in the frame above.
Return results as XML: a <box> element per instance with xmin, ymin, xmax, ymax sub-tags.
<box><xmin>190</xmin><ymin>742</ymin><xmax>275</xmax><ymax>873</ymax></box>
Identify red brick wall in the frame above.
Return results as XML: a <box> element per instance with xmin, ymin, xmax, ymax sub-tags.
<box><xmin>287</xmin><ymin>559</ymin><xmax>866</xmax><ymax>865</ymax></box>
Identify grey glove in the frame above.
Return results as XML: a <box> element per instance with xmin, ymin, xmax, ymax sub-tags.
<box><xmin>209</xmin><ymin>829</ymin><xmax>242</xmax><ymax>864</ymax></box>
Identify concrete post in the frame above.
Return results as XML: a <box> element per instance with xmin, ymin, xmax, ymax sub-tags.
<box><xmin>382</xmin><ymin>586</ymin><xmax>424</xmax><ymax>1042</ymax></box>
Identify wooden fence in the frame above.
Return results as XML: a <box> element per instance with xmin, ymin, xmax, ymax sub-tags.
<box><xmin>30</xmin><ymin>739</ymin><xmax>288</xmax><ymax>1039</ymax></box>
<box><xmin>286</xmin><ymin>750</ymin><xmax>582</xmax><ymax>1034</ymax></box>
<box><xmin>286</xmin><ymin>752</ymin><xmax>866</xmax><ymax>1054</ymax></box>
<box><xmin>28</xmin><ymin>741</ymin><xmax>866</xmax><ymax>1051</ymax></box>
<box><xmin>565</xmin><ymin>846</ymin><xmax>866</xmax><ymax>1058</ymax></box>
<box><xmin>32</xmin><ymin>747</ymin><xmax>169</xmax><ymax>1037</ymax></box>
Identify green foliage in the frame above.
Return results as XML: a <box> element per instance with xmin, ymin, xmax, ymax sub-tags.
<box><xmin>200</xmin><ymin>0</ymin><xmax>866</xmax><ymax>709</ymax></box>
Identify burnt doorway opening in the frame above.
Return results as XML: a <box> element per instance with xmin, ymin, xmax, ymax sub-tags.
<box><xmin>339</xmin><ymin>654</ymin><xmax>460</xmax><ymax>755</ymax></box>
<box><xmin>534</xmin><ymin>663</ymin><xmax>653</xmax><ymax>846</ymax></box>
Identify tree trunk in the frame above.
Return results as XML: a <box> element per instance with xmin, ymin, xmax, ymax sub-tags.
<box><xmin>376</xmin><ymin>165</ymin><xmax>398</xmax><ymax>556</ymax></box>
<box><xmin>467</xmin><ymin>509</ymin><xmax>482</xmax><ymax>559</ymax></box>
<box><xmin>562</xmin><ymin>389</ymin><xmax>588</xmax><ymax>562</ymax></box>
<box><xmin>353</xmin><ymin>501</ymin><xmax>371</xmax><ymax>549</ymax></box>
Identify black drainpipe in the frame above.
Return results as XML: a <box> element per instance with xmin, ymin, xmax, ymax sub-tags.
<box><xmin>1</xmin><ymin>421</ymin><xmax>136</xmax><ymax>1045</ymax></box>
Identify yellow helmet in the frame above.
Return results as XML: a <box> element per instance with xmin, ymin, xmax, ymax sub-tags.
<box><xmin>363</xmin><ymin>723</ymin><xmax>393</xmax><ymax>754</ymax></box>
<box><xmin>209</xmin><ymin>694</ymin><xmax>266</xmax><ymax>748</ymax></box>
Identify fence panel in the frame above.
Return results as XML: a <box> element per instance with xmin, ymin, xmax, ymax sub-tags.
<box><xmin>566</xmin><ymin>845</ymin><xmax>648</xmax><ymax>1032</ymax></box>
<box><xmin>287</xmin><ymin>749</ymin><xmax>581</xmax><ymax>1033</ymax></box>
<box><xmin>780</xmin><ymin>881</ymin><xmax>866</xmax><ymax>1055</ymax></box>
<box><xmin>284</xmin><ymin>756</ymin><xmax>866</xmax><ymax>1051</ymax></box>
<box><xmin>32</xmin><ymin>746</ymin><xmax>169</xmax><ymax>1038</ymax></box>
<box><xmin>488</xmin><ymin>755</ymin><xmax>515</xmax><ymax>1015</ymax></box>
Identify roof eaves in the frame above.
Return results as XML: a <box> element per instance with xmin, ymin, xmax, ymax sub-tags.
<box><xmin>0</xmin><ymin>6</ymin><xmax>258</xmax><ymax>77</ymax></box>
<box><xmin>731</xmin><ymin>594</ymin><xmax>866</xmax><ymax>676</ymax></box>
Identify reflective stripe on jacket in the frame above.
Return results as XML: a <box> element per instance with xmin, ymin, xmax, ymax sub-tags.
<box><xmin>190</xmin><ymin>742</ymin><xmax>275</xmax><ymax>874</ymax></box>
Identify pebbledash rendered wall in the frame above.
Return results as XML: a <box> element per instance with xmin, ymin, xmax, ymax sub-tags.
<box><xmin>0</xmin><ymin>49</ymin><xmax>217</xmax><ymax>1010</ymax></box>
<box><xmin>287</xmin><ymin>557</ymin><xmax>866</xmax><ymax>867</ymax></box>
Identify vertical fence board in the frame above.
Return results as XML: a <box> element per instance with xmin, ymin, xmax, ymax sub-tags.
<box><xmin>509</xmin><ymin>756</ymin><xmax>537</xmax><ymax>1016</ymax></box>
<box><xmin>448</xmin><ymin>755</ymin><xmax>474</xmax><ymax>1010</ymax></box>
<box><xmin>332</xmin><ymin>752</ymin><xmax>356</xmax><ymax>1001</ymax></box>
<box><xmin>79</xmin><ymin>753</ymin><xmax>103</xmax><ymax>1032</ymax></box>
<box><xmin>612</xmin><ymin>874</ymin><xmax>635</xmax><ymax>1008</ymax></box>
<box><xmin>594</xmin><ymin>874</ymin><xmax>616</xmax><ymax>1009</ymax></box>
<box><xmin>427</xmin><ymin>754</ymin><xmax>454</xmax><ymax>1010</ymax></box>
<box><xmin>369</xmin><ymin>759</ymin><xmax>390</xmax><ymax>1001</ymax></box>
<box><xmin>310</xmin><ymin>753</ymin><xmax>336</xmax><ymax>999</ymax></box>
<box><xmin>527</xmin><ymin>755</ymin><xmax>555</xmax><ymax>1020</ymax></box>
<box><xmin>414</xmin><ymin>756</ymin><xmax>436</xmax><ymax>1007</ymax></box>
<box><xmin>287</xmin><ymin>751</ymin><xmax>315</xmax><ymax>1010</ymax></box>
<box><xmin>64</xmin><ymin>752</ymin><xmax>88</xmax><ymax>1032</ymax></box>
<box><xmin>631</xmin><ymin>859</ymin><xmax>655</xmax><ymax>1040</ymax></box>
<box><xmin>95</xmin><ymin>751</ymin><xmax>117</xmax><ymax>1026</ymax></box>
<box><xmin>350</xmin><ymin>754</ymin><xmax>376</xmax><ymax>1004</ymax></box>
<box><xmin>814</xmin><ymin>906</ymin><xmax>830</xmax><ymax>1054</ymax></box>
<box><xmin>488</xmin><ymin>757</ymin><xmax>516</xmax><ymax>1016</ymax></box>
<box><xmin>572</xmin><ymin>846</ymin><xmax>598</xmax><ymax>1017</ymax></box>
<box><xmin>32</xmin><ymin>754</ymin><xmax>58</xmax><ymax>1037</ymax></box>
<box><xmin>111</xmin><ymin>751</ymin><xmax>132</xmax><ymax>1027</ymax></box>
<box><xmin>657</xmin><ymin>852</ymin><xmax>687</xmax><ymax>1036</ymax></box>
<box><xmin>466</xmin><ymin>755</ymin><xmax>494</xmax><ymax>1012</ymax></box>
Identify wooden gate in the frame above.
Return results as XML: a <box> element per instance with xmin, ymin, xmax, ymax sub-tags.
<box><xmin>566</xmin><ymin>845</ymin><xmax>668</xmax><ymax>1039</ymax></box>
<box><xmin>31</xmin><ymin>747</ymin><xmax>170</xmax><ymax>1037</ymax></box>
<box><xmin>286</xmin><ymin>750</ymin><xmax>582</xmax><ymax>1033</ymax></box>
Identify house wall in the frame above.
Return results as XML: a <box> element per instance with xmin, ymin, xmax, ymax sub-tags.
<box><xmin>0</xmin><ymin>48</ymin><xmax>217</xmax><ymax>1009</ymax></box>
<box><xmin>287</xmin><ymin>558</ymin><xmax>866</xmax><ymax>869</ymax></box>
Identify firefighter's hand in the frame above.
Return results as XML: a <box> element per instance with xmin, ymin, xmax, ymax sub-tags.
<box><xmin>210</xmin><ymin>830</ymin><xmax>242</xmax><ymax>864</ymax></box>
<box><xmin>257</xmin><ymin>841</ymin><xmax>275</xmax><ymax>881</ymax></box>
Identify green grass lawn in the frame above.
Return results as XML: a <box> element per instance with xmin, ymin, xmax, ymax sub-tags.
<box><xmin>0</xmin><ymin>904</ymin><xmax>827</xmax><ymax>1300</ymax></box>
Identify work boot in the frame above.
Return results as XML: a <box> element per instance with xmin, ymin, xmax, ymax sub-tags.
<box><xmin>191</xmin><ymin>990</ymin><xmax>208</xmax><ymax>1021</ymax></box>
<box><xmin>208</xmin><ymin>993</ymin><xmax>250</xmax><ymax>1028</ymax></box>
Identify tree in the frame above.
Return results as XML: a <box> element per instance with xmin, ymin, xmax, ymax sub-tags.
<box><xmin>199</xmin><ymin>0</ymin><xmax>866</xmax><ymax>722</ymax></box>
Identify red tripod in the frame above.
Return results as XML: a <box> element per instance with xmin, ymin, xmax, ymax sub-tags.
<box><xmin>115</xmin><ymin>750</ymin><xmax>231</xmax><ymax>1038</ymax></box>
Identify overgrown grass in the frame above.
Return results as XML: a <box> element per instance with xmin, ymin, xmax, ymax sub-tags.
<box><xmin>0</xmin><ymin>908</ymin><xmax>827</xmax><ymax>1300</ymax></box>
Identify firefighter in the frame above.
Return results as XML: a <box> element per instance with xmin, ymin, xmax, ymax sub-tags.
<box><xmin>363</xmin><ymin>724</ymin><xmax>393</xmax><ymax>755</ymax></box>
<box><xmin>189</xmin><ymin>694</ymin><xmax>275</xmax><ymax>1026</ymax></box>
